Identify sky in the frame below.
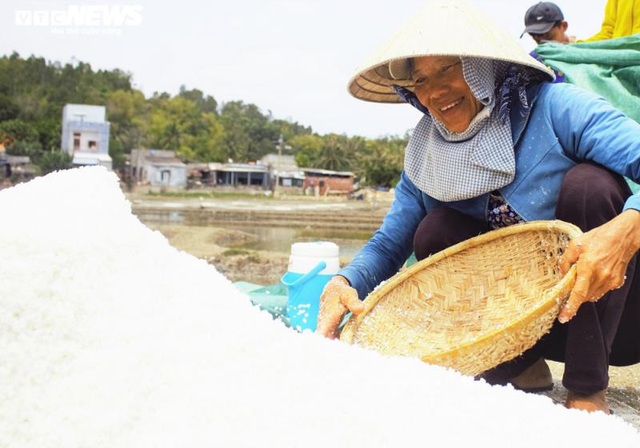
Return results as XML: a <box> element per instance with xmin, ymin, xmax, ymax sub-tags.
<box><xmin>0</xmin><ymin>0</ymin><xmax>607</xmax><ymax>138</ymax></box>
<box><xmin>1</xmin><ymin>166</ymin><xmax>639</xmax><ymax>446</ymax></box>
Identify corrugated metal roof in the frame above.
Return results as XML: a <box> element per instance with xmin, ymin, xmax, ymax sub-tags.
<box><xmin>72</xmin><ymin>153</ymin><xmax>112</xmax><ymax>165</ymax></box>
<box><xmin>6</xmin><ymin>156</ymin><xmax>31</xmax><ymax>164</ymax></box>
<box><xmin>301</xmin><ymin>168</ymin><xmax>355</xmax><ymax>177</ymax></box>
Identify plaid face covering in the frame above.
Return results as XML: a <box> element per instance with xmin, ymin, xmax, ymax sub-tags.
<box><xmin>404</xmin><ymin>58</ymin><xmax>516</xmax><ymax>202</ymax></box>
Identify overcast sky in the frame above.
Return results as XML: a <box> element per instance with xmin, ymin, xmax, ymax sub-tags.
<box><xmin>0</xmin><ymin>0</ymin><xmax>606</xmax><ymax>138</ymax></box>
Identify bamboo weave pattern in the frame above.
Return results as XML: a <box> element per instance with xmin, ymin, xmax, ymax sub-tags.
<box><xmin>340</xmin><ymin>220</ymin><xmax>582</xmax><ymax>376</ymax></box>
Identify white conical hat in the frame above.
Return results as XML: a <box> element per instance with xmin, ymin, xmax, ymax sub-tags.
<box><xmin>348</xmin><ymin>0</ymin><xmax>554</xmax><ymax>103</ymax></box>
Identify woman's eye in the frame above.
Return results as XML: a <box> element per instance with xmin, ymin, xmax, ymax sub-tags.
<box><xmin>441</xmin><ymin>63</ymin><xmax>454</xmax><ymax>73</ymax></box>
<box><xmin>414</xmin><ymin>77</ymin><xmax>427</xmax><ymax>85</ymax></box>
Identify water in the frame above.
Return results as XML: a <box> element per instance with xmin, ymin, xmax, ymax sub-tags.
<box><xmin>133</xmin><ymin>209</ymin><xmax>372</xmax><ymax>261</ymax></box>
<box><xmin>227</xmin><ymin>224</ymin><xmax>370</xmax><ymax>261</ymax></box>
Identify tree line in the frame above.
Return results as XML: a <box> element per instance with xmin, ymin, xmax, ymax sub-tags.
<box><xmin>0</xmin><ymin>52</ymin><xmax>409</xmax><ymax>187</ymax></box>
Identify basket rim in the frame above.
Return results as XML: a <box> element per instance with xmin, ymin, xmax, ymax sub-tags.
<box><xmin>340</xmin><ymin>220</ymin><xmax>582</xmax><ymax>366</ymax></box>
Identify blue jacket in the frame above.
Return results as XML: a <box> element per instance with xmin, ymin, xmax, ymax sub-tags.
<box><xmin>341</xmin><ymin>81</ymin><xmax>640</xmax><ymax>300</ymax></box>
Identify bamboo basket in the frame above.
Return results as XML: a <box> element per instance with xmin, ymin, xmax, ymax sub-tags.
<box><xmin>340</xmin><ymin>220</ymin><xmax>582</xmax><ymax>376</ymax></box>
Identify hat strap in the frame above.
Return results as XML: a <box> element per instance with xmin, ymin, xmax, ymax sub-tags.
<box><xmin>393</xmin><ymin>85</ymin><xmax>430</xmax><ymax>115</ymax></box>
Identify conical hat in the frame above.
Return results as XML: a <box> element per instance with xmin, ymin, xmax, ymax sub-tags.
<box><xmin>348</xmin><ymin>0</ymin><xmax>555</xmax><ymax>103</ymax></box>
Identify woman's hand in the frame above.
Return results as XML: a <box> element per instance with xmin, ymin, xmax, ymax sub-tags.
<box><xmin>558</xmin><ymin>210</ymin><xmax>640</xmax><ymax>323</ymax></box>
<box><xmin>316</xmin><ymin>275</ymin><xmax>365</xmax><ymax>339</ymax></box>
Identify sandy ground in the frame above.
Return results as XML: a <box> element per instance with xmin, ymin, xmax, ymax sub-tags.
<box><xmin>139</xmin><ymin>201</ymin><xmax>639</xmax><ymax>429</ymax></box>
<box><xmin>144</xmin><ymin>223</ymin><xmax>291</xmax><ymax>286</ymax></box>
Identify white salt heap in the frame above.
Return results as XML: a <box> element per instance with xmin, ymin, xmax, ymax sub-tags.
<box><xmin>0</xmin><ymin>166</ymin><xmax>638</xmax><ymax>447</ymax></box>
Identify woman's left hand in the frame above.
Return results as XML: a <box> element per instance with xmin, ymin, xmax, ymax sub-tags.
<box><xmin>558</xmin><ymin>209</ymin><xmax>640</xmax><ymax>323</ymax></box>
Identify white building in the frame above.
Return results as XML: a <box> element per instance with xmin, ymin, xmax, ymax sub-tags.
<box><xmin>260</xmin><ymin>153</ymin><xmax>304</xmax><ymax>188</ymax></box>
<box><xmin>130</xmin><ymin>149</ymin><xmax>187</xmax><ymax>189</ymax></box>
<box><xmin>61</xmin><ymin>104</ymin><xmax>112</xmax><ymax>169</ymax></box>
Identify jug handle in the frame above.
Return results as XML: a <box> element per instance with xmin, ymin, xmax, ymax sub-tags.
<box><xmin>281</xmin><ymin>261</ymin><xmax>327</xmax><ymax>287</ymax></box>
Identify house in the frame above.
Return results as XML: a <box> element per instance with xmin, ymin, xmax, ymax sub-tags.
<box><xmin>0</xmin><ymin>144</ymin><xmax>9</xmax><ymax>177</ymax></box>
<box><xmin>0</xmin><ymin>143</ymin><xmax>36</xmax><ymax>187</ymax></box>
<box><xmin>260</xmin><ymin>154</ymin><xmax>305</xmax><ymax>189</ymax></box>
<box><xmin>186</xmin><ymin>156</ymin><xmax>352</xmax><ymax>196</ymax></box>
<box><xmin>302</xmin><ymin>168</ymin><xmax>355</xmax><ymax>196</ymax></box>
<box><xmin>187</xmin><ymin>154</ymin><xmax>303</xmax><ymax>191</ymax></box>
<box><xmin>187</xmin><ymin>162</ymin><xmax>270</xmax><ymax>189</ymax></box>
<box><xmin>60</xmin><ymin>104</ymin><xmax>112</xmax><ymax>169</ymax></box>
<box><xmin>261</xmin><ymin>154</ymin><xmax>354</xmax><ymax>195</ymax></box>
<box><xmin>5</xmin><ymin>155</ymin><xmax>36</xmax><ymax>183</ymax></box>
<box><xmin>130</xmin><ymin>149</ymin><xmax>187</xmax><ymax>189</ymax></box>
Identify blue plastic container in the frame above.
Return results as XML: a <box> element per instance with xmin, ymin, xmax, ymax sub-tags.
<box><xmin>281</xmin><ymin>242</ymin><xmax>340</xmax><ymax>332</ymax></box>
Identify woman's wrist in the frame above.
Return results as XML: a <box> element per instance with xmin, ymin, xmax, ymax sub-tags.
<box><xmin>619</xmin><ymin>209</ymin><xmax>640</xmax><ymax>253</ymax></box>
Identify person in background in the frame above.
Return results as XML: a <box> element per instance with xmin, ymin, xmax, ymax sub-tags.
<box><xmin>585</xmin><ymin>0</ymin><xmax>640</xmax><ymax>41</ymax></box>
<box><xmin>316</xmin><ymin>0</ymin><xmax>640</xmax><ymax>415</ymax></box>
<box><xmin>521</xmin><ymin>2</ymin><xmax>576</xmax><ymax>44</ymax></box>
<box><xmin>521</xmin><ymin>2</ymin><xmax>576</xmax><ymax>82</ymax></box>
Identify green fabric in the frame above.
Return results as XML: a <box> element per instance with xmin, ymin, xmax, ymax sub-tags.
<box><xmin>535</xmin><ymin>35</ymin><xmax>640</xmax><ymax>193</ymax></box>
<box><xmin>234</xmin><ymin>281</ymin><xmax>289</xmax><ymax>324</ymax></box>
<box><xmin>405</xmin><ymin>252</ymin><xmax>418</xmax><ymax>268</ymax></box>
<box><xmin>534</xmin><ymin>35</ymin><xmax>640</xmax><ymax>124</ymax></box>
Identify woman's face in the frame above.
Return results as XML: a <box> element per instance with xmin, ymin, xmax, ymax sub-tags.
<box><xmin>411</xmin><ymin>56</ymin><xmax>483</xmax><ymax>133</ymax></box>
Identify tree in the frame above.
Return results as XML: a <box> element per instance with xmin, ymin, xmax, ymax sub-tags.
<box><xmin>106</xmin><ymin>89</ymin><xmax>148</xmax><ymax>167</ymax></box>
<box><xmin>38</xmin><ymin>150</ymin><xmax>73</xmax><ymax>175</ymax></box>
<box><xmin>0</xmin><ymin>119</ymin><xmax>40</xmax><ymax>145</ymax></box>
<box><xmin>178</xmin><ymin>86</ymin><xmax>218</xmax><ymax>114</ymax></box>
<box><xmin>219</xmin><ymin>101</ymin><xmax>283</xmax><ymax>162</ymax></box>
<box><xmin>270</xmin><ymin>118</ymin><xmax>313</xmax><ymax>141</ymax></box>
<box><xmin>0</xmin><ymin>93</ymin><xmax>19</xmax><ymax>121</ymax></box>
<box><xmin>187</xmin><ymin>112</ymin><xmax>226</xmax><ymax>162</ymax></box>
<box><xmin>146</xmin><ymin>95</ymin><xmax>225</xmax><ymax>162</ymax></box>
<box><xmin>291</xmin><ymin>134</ymin><xmax>323</xmax><ymax>167</ymax></box>
<box><xmin>358</xmin><ymin>136</ymin><xmax>407</xmax><ymax>187</ymax></box>
<box><xmin>5</xmin><ymin>139</ymin><xmax>42</xmax><ymax>160</ymax></box>
<box><xmin>34</xmin><ymin>118</ymin><xmax>61</xmax><ymax>152</ymax></box>
<box><xmin>305</xmin><ymin>134</ymin><xmax>364</xmax><ymax>172</ymax></box>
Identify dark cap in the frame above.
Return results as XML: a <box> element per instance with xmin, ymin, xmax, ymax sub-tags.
<box><xmin>521</xmin><ymin>2</ymin><xmax>564</xmax><ymax>37</ymax></box>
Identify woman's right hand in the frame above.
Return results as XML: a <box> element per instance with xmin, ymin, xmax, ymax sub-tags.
<box><xmin>315</xmin><ymin>275</ymin><xmax>365</xmax><ymax>339</ymax></box>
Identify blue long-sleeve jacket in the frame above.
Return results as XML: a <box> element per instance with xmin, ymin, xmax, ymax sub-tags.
<box><xmin>340</xmin><ymin>81</ymin><xmax>640</xmax><ymax>300</ymax></box>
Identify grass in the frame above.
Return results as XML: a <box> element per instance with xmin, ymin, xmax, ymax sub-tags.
<box><xmin>221</xmin><ymin>248</ymin><xmax>262</xmax><ymax>262</ymax></box>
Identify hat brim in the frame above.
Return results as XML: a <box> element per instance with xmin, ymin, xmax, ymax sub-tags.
<box><xmin>523</xmin><ymin>22</ymin><xmax>556</xmax><ymax>35</ymax></box>
<box><xmin>347</xmin><ymin>0</ymin><xmax>555</xmax><ymax>103</ymax></box>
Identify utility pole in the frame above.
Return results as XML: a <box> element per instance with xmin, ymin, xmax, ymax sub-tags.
<box><xmin>274</xmin><ymin>134</ymin><xmax>284</xmax><ymax>197</ymax></box>
<box><xmin>273</xmin><ymin>134</ymin><xmax>293</xmax><ymax>197</ymax></box>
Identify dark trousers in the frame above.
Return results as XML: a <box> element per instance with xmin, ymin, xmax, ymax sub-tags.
<box><xmin>413</xmin><ymin>164</ymin><xmax>640</xmax><ymax>394</ymax></box>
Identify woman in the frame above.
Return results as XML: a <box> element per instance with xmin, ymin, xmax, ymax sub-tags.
<box><xmin>316</xmin><ymin>0</ymin><xmax>640</xmax><ymax>414</ymax></box>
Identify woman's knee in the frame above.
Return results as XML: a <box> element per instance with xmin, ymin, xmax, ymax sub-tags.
<box><xmin>413</xmin><ymin>208</ymin><xmax>486</xmax><ymax>260</ymax></box>
<box><xmin>556</xmin><ymin>163</ymin><xmax>631</xmax><ymax>230</ymax></box>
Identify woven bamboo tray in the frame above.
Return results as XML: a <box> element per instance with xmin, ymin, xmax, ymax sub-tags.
<box><xmin>340</xmin><ymin>220</ymin><xmax>582</xmax><ymax>376</ymax></box>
